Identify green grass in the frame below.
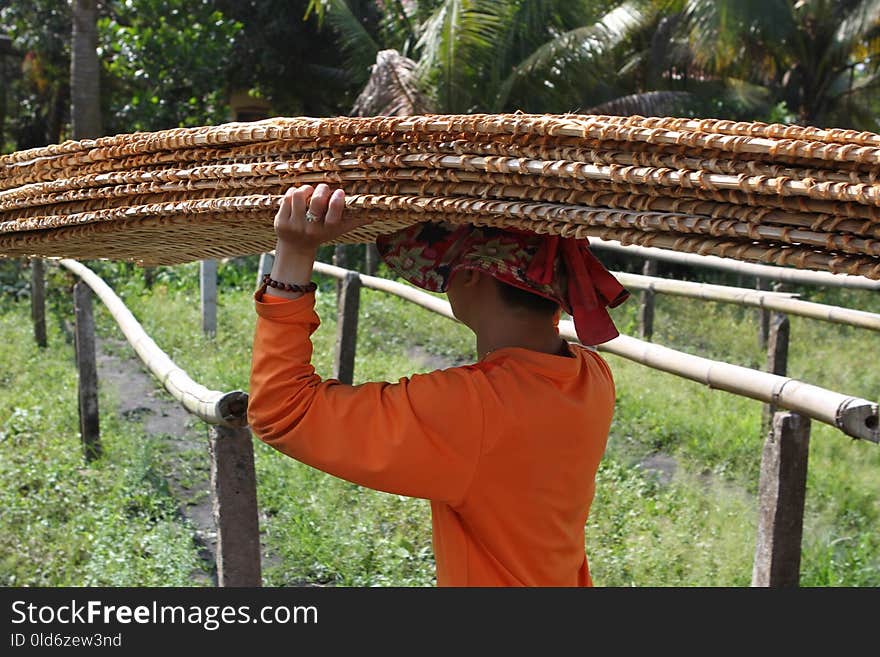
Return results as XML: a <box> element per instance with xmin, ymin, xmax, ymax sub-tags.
<box><xmin>0</xmin><ymin>301</ymin><xmax>209</xmax><ymax>586</ymax></box>
<box><xmin>1</xmin><ymin>259</ymin><xmax>878</xmax><ymax>586</ymax></box>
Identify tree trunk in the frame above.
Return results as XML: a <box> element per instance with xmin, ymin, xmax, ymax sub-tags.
<box><xmin>71</xmin><ymin>0</ymin><xmax>102</xmax><ymax>139</ymax></box>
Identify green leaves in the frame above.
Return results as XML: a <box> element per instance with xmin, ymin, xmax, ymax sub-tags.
<box><xmin>98</xmin><ymin>0</ymin><xmax>242</xmax><ymax>133</ymax></box>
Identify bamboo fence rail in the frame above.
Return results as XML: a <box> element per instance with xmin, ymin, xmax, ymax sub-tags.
<box><xmin>58</xmin><ymin>259</ymin><xmax>248</xmax><ymax>426</ymax></box>
<box><xmin>312</xmin><ymin>261</ymin><xmax>879</xmax><ymax>443</ymax></box>
<box><xmin>611</xmin><ymin>271</ymin><xmax>880</xmax><ymax>332</ymax></box>
<box><xmin>588</xmin><ymin>237</ymin><xmax>880</xmax><ymax>289</ymax></box>
<box><xmin>1</xmin><ymin>114</ymin><xmax>878</xmax><ymax>278</ymax></box>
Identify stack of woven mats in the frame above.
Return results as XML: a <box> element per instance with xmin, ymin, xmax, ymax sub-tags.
<box><xmin>1</xmin><ymin>113</ymin><xmax>878</xmax><ymax>277</ymax></box>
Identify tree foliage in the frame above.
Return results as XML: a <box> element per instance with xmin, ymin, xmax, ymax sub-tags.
<box><xmin>98</xmin><ymin>0</ymin><xmax>242</xmax><ymax>133</ymax></box>
<box><xmin>0</xmin><ymin>0</ymin><xmax>72</xmax><ymax>149</ymax></box>
<box><xmin>216</xmin><ymin>0</ymin><xmax>364</xmax><ymax>116</ymax></box>
<box><xmin>1</xmin><ymin>0</ymin><xmax>878</xmax><ymax>155</ymax></box>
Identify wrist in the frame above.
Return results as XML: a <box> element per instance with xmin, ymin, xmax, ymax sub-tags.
<box><xmin>272</xmin><ymin>243</ymin><xmax>315</xmax><ymax>277</ymax></box>
<box><xmin>275</xmin><ymin>240</ymin><xmax>318</xmax><ymax>259</ymax></box>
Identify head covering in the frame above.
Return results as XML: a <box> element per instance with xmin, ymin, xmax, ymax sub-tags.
<box><xmin>376</xmin><ymin>222</ymin><xmax>629</xmax><ymax>345</ymax></box>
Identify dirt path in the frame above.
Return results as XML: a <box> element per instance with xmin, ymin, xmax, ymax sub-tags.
<box><xmin>95</xmin><ymin>335</ymin><xmax>217</xmax><ymax>586</ymax></box>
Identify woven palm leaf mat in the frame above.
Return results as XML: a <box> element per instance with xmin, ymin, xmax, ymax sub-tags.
<box><xmin>1</xmin><ymin>113</ymin><xmax>879</xmax><ymax>277</ymax></box>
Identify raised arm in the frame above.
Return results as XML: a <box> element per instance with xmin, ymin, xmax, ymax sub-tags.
<box><xmin>247</xmin><ymin>184</ymin><xmax>488</xmax><ymax>504</ymax></box>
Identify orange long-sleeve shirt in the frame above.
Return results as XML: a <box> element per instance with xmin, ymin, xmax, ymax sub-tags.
<box><xmin>247</xmin><ymin>289</ymin><xmax>616</xmax><ymax>586</ymax></box>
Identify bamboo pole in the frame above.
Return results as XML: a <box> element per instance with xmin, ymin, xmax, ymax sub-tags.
<box><xmin>59</xmin><ymin>259</ymin><xmax>248</xmax><ymax>427</ymax></box>
<box><xmin>610</xmin><ymin>270</ymin><xmax>880</xmax><ymax>332</ymax></box>
<box><xmin>589</xmin><ymin>238</ymin><xmax>880</xmax><ymax>289</ymax></box>
<box><xmin>324</xmin><ymin>246</ymin><xmax>880</xmax><ymax>331</ymax></box>
<box><xmin>312</xmin><ymin>262</ymin><xmax>879</xmax><ymax>443</ymax></box>
<box><xmin>596</xmin><ymin>333</ymin><xmax>877</xmax><ymax>443</ymax></box>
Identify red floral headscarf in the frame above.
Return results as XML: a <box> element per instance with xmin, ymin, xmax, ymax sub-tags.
<box><xmin>376</xmin><ymin>222</ymin><xmax>629</xmax><ymax>345</ymax></box>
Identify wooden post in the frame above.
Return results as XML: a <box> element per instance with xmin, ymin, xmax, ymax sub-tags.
<box><xmin>200</xmin><ymin>259</ymin><xmax>217</xmax><ymax>338</ymax></box>
<box><xmin>73</xmin><ymin>281</ymin><xmax>101</xmax><ymax>461</ymax></box>
<box><xmin>30</xmin><ymin>258</ymin><xmax>47</xmax><ymax>348</ymax></box>
<box><xmin>209</xmin><ymin>425</ymin><xmax>262</xmax><ymax>587</ymax></box>
<box><xmin>332</xmin><ymin>244</ymin><xmax>348</xmax><ymax>301</ymax></box>
<box><xmin>752</xmin><ymin>411</ymin><xmax>811</xmax><ymax>587</ymax></box>
<box><xmin>638</xmin><ymin>258</ymin><xmax>657</xmax><ymax>341</ymax></box>
<box><xmin>757</xmin><ymin>278</ymin><xmax>770</xmax><ymax>349</ymax></box>
<box><xmin>762</xmin><ymin>312</ymin><xmax>790</xmax><ymax>434</ymax></box>
<box><xmin>365</xmin><ymin>243</ymin><xmax>380</xmax><ymax>276</ymax></box>
<box><xmin>334</xmin><ymin>271</ymin><xmax>362</xmax><ymax>385</ymax></box>
<box><xmin>256</xmin><ymin>252</ymin><xmax>274</xmax><ymax>289</ymax></box>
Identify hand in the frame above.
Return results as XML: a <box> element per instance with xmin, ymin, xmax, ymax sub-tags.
<box><xmin>273</xmin><ymin>183</ymin><xmax>360</xmax><ymax>255</ymax></box>
<box><xmin>267</xmin><ymin>184</ymin><xmax>361</xmax><ymax>300</ymax></box>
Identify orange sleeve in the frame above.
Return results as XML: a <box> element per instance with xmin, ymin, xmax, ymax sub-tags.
<box><xmin>247</xmin><ymin>290</ymin><xmax>486</xmax><ymax>505</ymax></box>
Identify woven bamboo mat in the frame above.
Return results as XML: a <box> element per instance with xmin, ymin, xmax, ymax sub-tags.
<box><xmin>1</xmin><ymin>113</ymin><xmax>878</xmax><ymax>277</ymax></box>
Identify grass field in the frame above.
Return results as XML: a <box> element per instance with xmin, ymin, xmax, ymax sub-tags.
<box><xmin>1</xmin><ymin>257</ymin><xmax>878</xmax><ymax>586</ymax></box>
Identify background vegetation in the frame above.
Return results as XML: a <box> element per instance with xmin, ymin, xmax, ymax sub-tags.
<box><xmin>1</xmin><ymin>260</ymin><xmax>878</xmax><ymax>586</ymax></box>
<box><xmin>0</xmin><ymin>1</ymin><xmax>878</xmax><ymax>586</ymax></box>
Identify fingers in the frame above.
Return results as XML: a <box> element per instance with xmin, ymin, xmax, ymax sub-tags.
<box><xmin>308</xmin><ymin>183</ymin><xmax>332</xmax><ymax>220</ymax></box>
<box><xmin>324</xmin><ymin>189</ymin><xmax>345</xmax><ymax>226</ymax></box>
<box><xmin>274</xmin><ymin>183</ymin><xmax>354</xmax><ymax>249</ymax></box>
<box><xmin>291</xmin><ymin>184</ymin><xmax>313</xmax><ymax>222</ymax></box>
<box><xmin>274</xmin><ymin>187</ymin><xmax>295</xmax><ymax>223</ymax></box>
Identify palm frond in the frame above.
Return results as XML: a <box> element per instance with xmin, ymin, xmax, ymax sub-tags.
<box><xmin>721</xmin><ymin>77</ymin><xmax>773</xmax><ymax>108</ymax></box>
<box><xmin>351</xmin><ymin>48</ymin><xmax>436</xmax><ymax>116</ymax></box>
<box><xmin>306</xmin><ymin>0</ymin><xmax>380</xmax><ymax>86</ymax></box>
<box><xmin>494</xmin><ymin>1</ymin><xmax>651</xmax><ymax>110</ymax></box>
<box><xmin>683</xmin><ymin>0</ymin><xmax>796</xmax><ymax>72</ymax></box>
<box><xmin>834</xmin><ymin>0</ymin><xmax>880</xmax><ymax>53</ymax></box>
<box><xmin>584</xmin><ymin>90</ymin><xmax>693</xmax><ymax>116</ymax></box>
<box><xmin>414</xmin><ymin>0</ymin><xmax>506</xmax><ymax>112</ymax></box>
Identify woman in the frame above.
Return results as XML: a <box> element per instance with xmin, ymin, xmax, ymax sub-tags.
<box><xmin>247</xmin><ymin>183</ymin><xmax>628</xmax><ymax>586</ymax></box>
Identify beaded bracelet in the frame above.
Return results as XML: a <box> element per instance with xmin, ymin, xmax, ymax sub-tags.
<box><xmin>259</xmin><ymin>273</ymin><xmax>318</xmax><ymax>295</ymax></box>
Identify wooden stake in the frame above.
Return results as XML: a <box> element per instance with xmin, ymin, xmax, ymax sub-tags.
<box><xmin>200</xmin><ymin>259</ymin><xmax>217</xmax><ymax>338</ymax></box>
<box><xmin>762</xmin><ymin>312</ymin><xmax>790</xmax><ymax>435</ymax></box>
<box><xmin>334</xmin><ymin>271</ymin><xmax>362</xmax><ymax>385</ymax></box>
<box><xmin>143</xmin><ymin>266</ymin><xmax>155</xmax><ymax>290</ymax></box>
<box><xmin>209</xmin><ymin>424</ymin><xmax>262</xmax><ymax>587</ymax></box>
<box><xmin>365</xmin><ymin>243</ymin><xmax>380</xmax><ymax>276</ymax></box>
<box><xmin>757</xmin><ymin>278</ymin><xmax>770</xmax><ymax>349</ymax></box>
<box><xmin>638</xmin><ymin>258</ymin><xmax>657</xmax><ymax>341</ymax></box>
<box><xmin>73</xmin><ymin>281</ymin><xmax>101</xmax><ymax>461</ymax></box>
<box><xmin>752</xmin><ymin>411</ymin><xmax>811</xmax><ymax>587</ymax></box>
<box><xmin>256</xmin><ymin>252</ymin><xmax>274</xmax><ymax>290</ymax></box>
<box><xmin>332</xmin><ymin>244</ymin><xmax>348</xmax><ymax>302</ymax></box>
<box><xmin>30</xmin><ymin>258</ymin><xmax>47</xmax><ymax>348</ymax></box>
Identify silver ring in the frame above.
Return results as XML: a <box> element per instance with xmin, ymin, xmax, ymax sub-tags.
<box><xmin>305</xmin><ymin>210</ymin><xmax>321</xmax><ymax>223</ymax></box>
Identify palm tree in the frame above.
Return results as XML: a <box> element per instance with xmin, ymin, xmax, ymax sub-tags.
<box><xmin>307</xmin><ymin>0</ymin><xmax>673</xmax><ymax>114</ymax></box>
<box><xmin>674</xmin><ymin>0</ymin><xmax>880</xmax><ymax>129</ymax></box>
<box><xmin>70</xmin><ymin>0</ymin><xmax>102</xmax><ymax>139</ymax></box>
<box><xmin>307</xmin><ymin>0</ymin><xmax>880</xmax><ymax>127</ymax></box>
